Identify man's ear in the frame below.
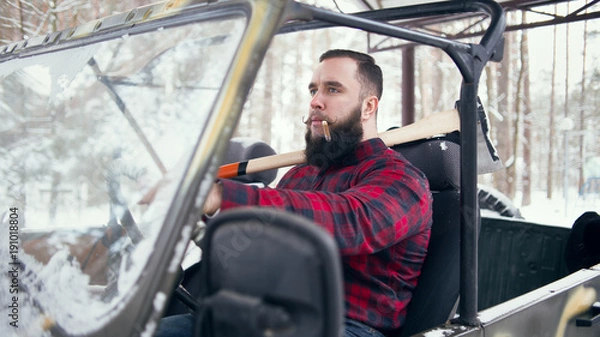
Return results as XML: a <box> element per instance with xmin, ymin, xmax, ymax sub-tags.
<box><xmin>361</xmin><ymin>95</ymin><xmax>379</xmax><ymax>121</ymax></box>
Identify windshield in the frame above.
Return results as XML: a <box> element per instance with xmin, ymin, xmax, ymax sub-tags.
<box><xmin>0</xmin><ymin>13</ymin><xmax>246</xmax><ymax>336</ymax></box>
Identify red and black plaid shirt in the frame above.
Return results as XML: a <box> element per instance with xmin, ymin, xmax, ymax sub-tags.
<box><xmin>220</xmin><ymin>138</ymin><xmax>432</xmax><ymax>331</ymax></box>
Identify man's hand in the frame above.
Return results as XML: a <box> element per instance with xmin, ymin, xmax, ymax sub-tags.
<box><xmin>203</xmin><ymin>181</ymin><xmax>223</xmax><ymax>216</ymax></box>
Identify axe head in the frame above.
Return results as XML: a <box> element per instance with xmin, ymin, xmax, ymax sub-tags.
<box><xmin>456</xmin><ymin>99</ymin><xmax>504</xmax><ymax>174</ymax></box>
<box><xmin>476</xmin><ymin>99</ymin><xmax>504</xmax><ymax>174</ymax></box>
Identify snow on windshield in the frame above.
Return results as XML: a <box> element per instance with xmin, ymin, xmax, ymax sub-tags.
<box><xmin>0</xmin><ymin>15</ymin><xmax>245</xmax><ymax>336</ymax></box>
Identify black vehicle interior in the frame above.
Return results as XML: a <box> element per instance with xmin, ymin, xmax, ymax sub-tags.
<box><xmin>195</xmin><ymin>207</ymin><xmax>344</xmax><ymax>337</ymax></box>
<box><xmin>392</xmin><ymin>132</ymin><xmax>462</xmax><ymax>337</ymax></box>
<box><xmin>220</xmin><ymin>137</ymin><xmax>279</xmax><ymax>185</ymax></box>
<box><xmin>565</xmin><ymin>211</ymin><xmax>600</xmax><ymax>274</ymax></box>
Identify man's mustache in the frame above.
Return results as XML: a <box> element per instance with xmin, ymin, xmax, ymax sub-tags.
<box><xmin>301</xmin><ymin>111</ymin><xmax>338</xmax><ymax>126</ymax></box>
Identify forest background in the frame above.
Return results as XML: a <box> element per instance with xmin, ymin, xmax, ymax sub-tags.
<box><xmin>1</xmin><ymin>0</ymin><xmax>599</xmax><ymax>225</ymax></box>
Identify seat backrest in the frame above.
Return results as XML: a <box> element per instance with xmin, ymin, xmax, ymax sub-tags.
<box><xmin>565</xmin><ymin>211</ymin><xmax>600</xmax><ymax>273</ymax></box>
<box><xmin>391</xmin><ymin>132</ymin><xmax>461</xmax><ymax>337</ymax></box>
<box><xmin>196</xmin><ymin>207</ymin><xmax>344</xmax><ymax>337</ymax></box>
<box><xmin>223</xmin><ymin>137</ymin><xmax>278</xmax><ymax>185</ymax></box>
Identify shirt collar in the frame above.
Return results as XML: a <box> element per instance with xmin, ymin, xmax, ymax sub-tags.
<box><xmin>344</xmin><ymin>137</ymin><xmax>386</xmax><ymax>165</ymax></box>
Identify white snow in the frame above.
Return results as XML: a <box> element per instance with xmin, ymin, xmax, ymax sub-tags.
<box><xmin>518</xmin><ymin>190</ymin><xmax>599</xmax><ymax>228</ymax></box>
<box><xmin>423</xmin><ymin>328</ymin><xmax>454</xmax><ymax>337</ymax></box>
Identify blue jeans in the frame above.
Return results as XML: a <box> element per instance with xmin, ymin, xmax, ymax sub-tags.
<box><xmin>344</xmin><ymin>318</ymin><xmax>386</xmax><ymax>337</ymax></box>
<box><xmin>155</xmin><ymin>314</ymin><xmax>385</xmax><ymax>337</ymax></box>
<box><xmin>155</xmin><ymin>313</ymin><xmax>194</xmax><ymax>337</ymax></box>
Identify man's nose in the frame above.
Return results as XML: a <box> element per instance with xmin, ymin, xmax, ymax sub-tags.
<box><xmin>310</xmin><ymin>91</ymin><xmax>324</xmax><ymax>110</ymax></box>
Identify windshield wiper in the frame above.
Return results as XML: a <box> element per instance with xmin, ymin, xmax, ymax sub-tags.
<box><xmin>87</xmin><ymin>57</ymin><xmax>167</xmax><ymax>175</ymax></box>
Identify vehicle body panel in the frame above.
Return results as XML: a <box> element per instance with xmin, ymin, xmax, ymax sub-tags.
<box><xmin>479</xmin><ymin>216</ymin><xmax>571</xmax><ymax>310</ymax></box>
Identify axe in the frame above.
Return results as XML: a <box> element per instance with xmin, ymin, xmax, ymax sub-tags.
<box><xmin>218</xmin><ymin>104</ymin><xmax>502</xmax><ymax>180</ymax></box>
<box><xmin>138</xmin><ymin>104</ymin><xmax>501</xmax><ymax>205</ymax></box>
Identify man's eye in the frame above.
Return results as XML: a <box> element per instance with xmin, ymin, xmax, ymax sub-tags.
<box><xmin>328</xmin><ymin>87</ymin><xmax>339</xmax><ymax>93</ymax></box>
<box><xmin>309</xmin><ymin>89</ymin><xmax>317</xmax><ymax>96</ymax></box>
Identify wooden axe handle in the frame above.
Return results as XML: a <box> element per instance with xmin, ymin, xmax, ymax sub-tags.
<box><xmin>218</xmin><ymin>108</ymin><xmax>460</xmax><ymax>179</ymax></box>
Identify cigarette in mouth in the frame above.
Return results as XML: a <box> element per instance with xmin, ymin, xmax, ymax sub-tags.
<box><xmin>322</xmin><ymin>120</ymin><xmax>332</xmax><ymax>142</ymax></box>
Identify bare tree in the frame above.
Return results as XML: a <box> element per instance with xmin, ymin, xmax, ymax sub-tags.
<box><xmin>520</xmin><ymin>11</ymin><xmax>532</xmax><ymax>206</ymax></box>
<box><xmin>493</xmin><ymin>28</ymin><xmax>513</xmax><ymax>196</ymax></box>
<box><xmin>561</xmin><ymin>2</ymin><xmax>571</xmax><ymax>201</ymax></box>
<box><xmin>578</xmin><ymin>19</ymin><xmax>589</xmax><ymax>191</ymax></box>
<box><xmin>509</xmin><ymin>43</ymin><xmax>523</xmax><ymax>200</ymax></box>
<box><xmin>0</xmin><ymin>0</ymin><xmax>154</xmax><ymax>44</ymax></box>
<box><xmin>261</xmin><ymin>50</ymin><xmax>274</xmax><ymax>143</ymax></box>
<box><xmin>503</xmin><ymin>12</ymin><xmax>521</xmax><ymax>199</ymax></box>
<box><xmin>547</xmin><ymin>5</ymin><xmax>558</xmax><ymax>199</ymax></box>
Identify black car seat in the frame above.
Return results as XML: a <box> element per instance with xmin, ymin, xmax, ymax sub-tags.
<box><xmin>391</xmin><ymin>131</ymin><xmax>462</xmax><ymax>337</ymax></box>
<box><xmin>195</xmin><ymin>207</ymin><xmax>344</xmax><ymax>337</ymax></box>
<box><xmin>221</xmin><ymin>137</ymin><xmax>278</xmax><ymax>186</ymax></box>
<box><xmin>565</xmin><ymin>211</ymin><xmax>600</xmax><ymax>273</ymax></box>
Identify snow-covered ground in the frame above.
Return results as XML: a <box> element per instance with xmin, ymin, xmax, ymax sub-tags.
<box><xmin>518</xmin><ymin>190</ymin><xmax>599</xmax><ymax>228</ymax></box>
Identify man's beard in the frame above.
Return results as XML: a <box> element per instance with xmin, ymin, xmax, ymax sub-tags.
<box><xmin>304</xmin><ymin>106</ymin><xmax>363</xmax><ymax>170</ymax></box>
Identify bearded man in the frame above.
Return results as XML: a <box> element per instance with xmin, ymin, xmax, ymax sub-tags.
<box><xmin>159</xmin><ymin>49</ymin><xmax>433</xmax><ymax>337</ymax></box>
<box><xmin>200</xmin><ymin>49</ymin><xmax>433</xmax><ymax>337</ymax></box>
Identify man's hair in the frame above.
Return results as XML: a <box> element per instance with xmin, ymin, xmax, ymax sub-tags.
<box><xmin>319</xmin><ymin>49</ymin><xmax>383</xmax><ymax>100</ymax></box>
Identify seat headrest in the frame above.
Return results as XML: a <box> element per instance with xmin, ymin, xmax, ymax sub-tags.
<box><xmin>565</xmin><ymin>211</ymin><xmax>600</xmax><ymax>273</ymax></box>
<box><xmin>391</xmin><ymin>131</ymin><xmax>460</xmax><ymax>191</ymax></box>
<box><xmin>223</xmin><ymin>137</ymin><xmax>278</xmax><ymax>186</ymax></box>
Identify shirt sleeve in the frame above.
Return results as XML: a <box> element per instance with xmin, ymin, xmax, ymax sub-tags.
<box><xmin>219</xmin><ymin>160</ymin><xmax>432</xmax><ymax>256</ymax></box>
